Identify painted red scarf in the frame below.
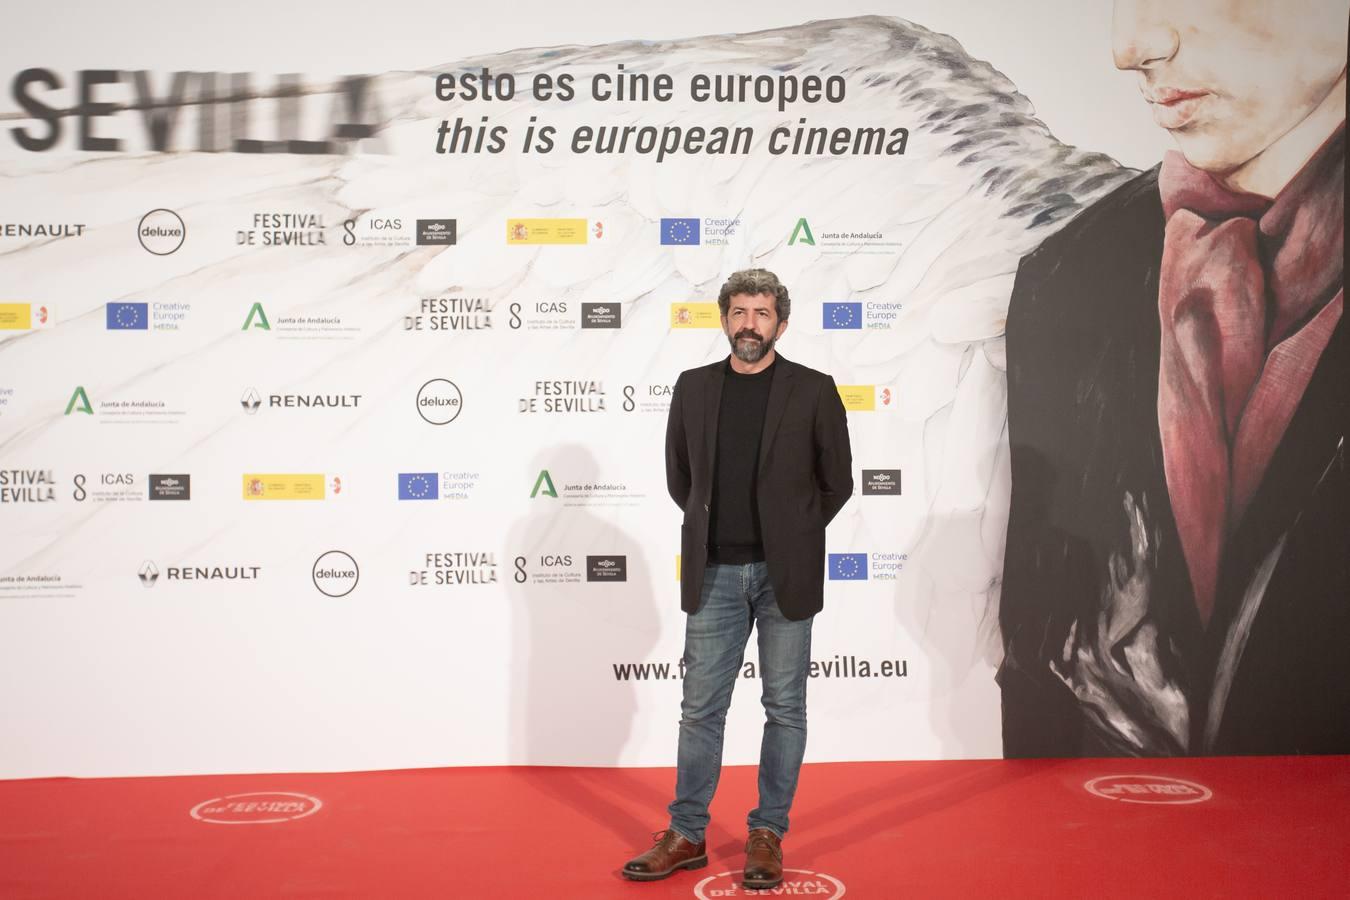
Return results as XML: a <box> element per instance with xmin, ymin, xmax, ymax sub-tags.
<box><xmin>1157</xmin><ymin>125</ymin><xmax>1344</xmax><ymax>626</ymax></box>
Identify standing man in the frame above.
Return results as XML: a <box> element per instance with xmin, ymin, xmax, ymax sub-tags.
<box><xmin>622</xmin><ymin>269</ymin><xmax>853</xmax><ymax>889</ymax></box>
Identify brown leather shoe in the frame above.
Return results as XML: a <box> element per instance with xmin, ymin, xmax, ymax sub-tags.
<box><xmin>621</xmin><ymin>829</ymin><xmax>708</xmax><ymax>882</ymax></box>
<box><xmin>743</xmin><ymin>828</ymin><xmax>783</xmax><ymax>889</ymax></box>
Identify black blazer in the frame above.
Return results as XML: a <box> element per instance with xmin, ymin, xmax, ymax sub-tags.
<box><xmin>665</xmin><ymin>354</ymin><xmax>853</xmax><ymax>620</ymax></box>
<box><xmin>999</xmin><ymin>168</ymin><xmax>1349</xmax><ymax>757</ymax></box>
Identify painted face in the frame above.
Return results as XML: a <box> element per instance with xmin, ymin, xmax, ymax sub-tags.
<box><xmin>722</xmin><ymin>292</ymin><xmax>786</xmax><ymax>364</ymax></box>
<box><xmin>1112</xmin><ymin>0</ymin><xmax>1349</xmax><ymax>173</ymax></box>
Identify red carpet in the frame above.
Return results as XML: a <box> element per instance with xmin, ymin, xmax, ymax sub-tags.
<box><xmin>2</xmin><ymin>757</ymin><xmax>1347</xmax><ymax>898</ymax></box>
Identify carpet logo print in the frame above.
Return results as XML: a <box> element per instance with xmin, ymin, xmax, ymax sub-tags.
<box><xmin>190</xmin><ymin>791</ymin><xmax>323</xmax><ymax>824</ymax></box>
<box><xmin>694</xmin><ymin>869</ymin><xmax>845</xmax><ymax>897</ymax></box>
<box><xmin>1084</xmin><ymin>775</ymin><xmax>1214</xmax><ymax>805</ymax></box>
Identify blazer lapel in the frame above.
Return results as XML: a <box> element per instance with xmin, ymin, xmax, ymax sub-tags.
<box><xmin>757</xmin><ymin>355</ymin><xmax>796</xmax><ymax>473</ymax></box>
<box><xmin>702</xmin><ymin>360</ymin><xmax>726</xmax><ymax>481</ymax></box>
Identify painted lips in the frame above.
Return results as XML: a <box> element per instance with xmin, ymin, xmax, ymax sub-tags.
<box><xmin>1145</xmin><ymin>86</ymin><xmax>1212</xmax><ymax>129</ymax></box>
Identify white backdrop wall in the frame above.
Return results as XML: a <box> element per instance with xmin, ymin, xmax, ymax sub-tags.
<box><xmin>0</xmin><ymin>4</ymin><xmax>1157</xmax><ymax>778</ymax></box>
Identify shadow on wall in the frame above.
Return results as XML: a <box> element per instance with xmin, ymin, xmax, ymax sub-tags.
<box><xmin>506</xmin><ymin>444</ymin><xmax>659</xmax><ymax>768</ymax></box>
<box><xmin>899</xmin><ymin>346</ymin><xmax>1010</xmax><ymax>760</ymax></box>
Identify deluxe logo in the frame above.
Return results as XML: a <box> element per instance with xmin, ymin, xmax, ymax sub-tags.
<box><xmin>693</xmin><ymin>869</ymin><xmax>845</xmax><ymax>899</ymax></box>
<box><xmin>138</xmin><ymin>209</ymin><xmax>185</xmax><ymax>255</ymax></box>
<box><xmin>788</xmin><ymin>217</ymin><xmax>816</xmax><ymax>246</ymax></box>
<box><xmin>861</xmin><ymin>469</ymin><xmax>902</xmax><ymax>496</ymax></box>
<box><xmin>670</xmin><ymin>303</ymin><xmax>721</xmax><ymax>329</ymax></box>
<box><xmin>242</xmin><ymin>303</ymin><xmax>271</xmax><ymax>331</ymax></box>
<box><xmin>586</xmin><ymin>555</ymin><xmax>627</xmax><ymax>582</ymax></box>
<box><xmin>313</xmin><ymin>550</ymin><xmax>359</xmax><ymax>597</ymax></box>
<box><xmin>242</xmin><ymin>473</ymin><xmax>326</xmax><ymax>500</ymax></box>
<box><xmin>416</xmin><ymin>219</ymin><xmax>457</xmax><ymax>246</ymax></box>
<box><xmin>823</xmin><ymin>301</ymin><xmax>861</xmax><ymax>330</ymax></box>
<box><xmin>0</xmin><ymin>469</ymin><xmax>56</xmax><ymax>503</ymax></box>
<box><xmin>416</xmin><ymin>378</ymin><xmax>463</xmax><ymax>425</ymax></box>
<box><xmin>0</xmin><ymin>303</ymin><xmax>52</xmax><ymax>330</ymax></box>
<box><xmin>240</xmin><ymin>388</ymin><xmax>262</xmax><ymax>414</ymax></box>
<box><xmin>11</xmin><ymin>69</ymin><xmax>385</xmax><ymax>155</ymax></box>
<box><xmin>506</xmin><ymin>218</ymin><xmax>588</xmax><ymax>245</ymax></box>
<box><xmin>660</xmin><ymin>217</ymin><xmax>699</xmax><ymax>245</ymax></box>
<box><xmin>530</xmin><ymin>469</ymin><xmax>558</xmax><ymax>499</ymax></box>
<box><xmin>581</xmin><ymin>303</ymin><xmax>621</xmax><ymax>329</ymax></box>
<box><xmin>1</xmin><ymin>222</ymin><xmax>85</xmax><ymax>238</ymax></box>
<box><xmin>64</xmin><ymin>385</ymin><xmax>93</xmax><ymax>416</ymax></box>
<box><xmin>1084</xmin><ymin>775</ymin><xmax>1213</xmax><ymax>805</ymax></box>
<box><xmin>106</xmin><ymin>302</ymin><xmax>148</xmax><ymax>331</ymax></box>
<box><xmin>828</xmin><ymin>553</ymin><xmax>868</xmax><ymax>581</ymax></box>
<box><xmin>148</xmin><ymin>474</ymin><xmax>190</xmax><ymax>500</ymax></box>
<box><xmin>138</xmin><ymin>560</ymin><xmax>159</xmax><ymax>587</ymax></box>
<box><xmin>190</xmin><ymin>792</ymin><xmax>323</xmax><ymax>825</ymax></box>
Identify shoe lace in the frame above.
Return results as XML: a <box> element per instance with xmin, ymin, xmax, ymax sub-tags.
<box><xmin>748</xmin><ymin>832</ymin><xmax>782</xmax><ymax>859</ymax></box>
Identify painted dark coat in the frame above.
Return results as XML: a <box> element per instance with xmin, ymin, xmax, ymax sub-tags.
<box><xmin>999</xmin><ymin>168</ymin><xmax>1349</xmax><ymax>757</ymax></box>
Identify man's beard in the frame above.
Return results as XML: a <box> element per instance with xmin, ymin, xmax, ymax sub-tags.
<box><xmin>730</xmin><ymin>329</ymin><xmax>774</xmax><ymax>363</ymax></box>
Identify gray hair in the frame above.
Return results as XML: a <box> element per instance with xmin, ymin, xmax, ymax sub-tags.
<box><xmin>717</xmin><ymin>268</ymin><xmax>790</xmax><ymax>321</ymax></box>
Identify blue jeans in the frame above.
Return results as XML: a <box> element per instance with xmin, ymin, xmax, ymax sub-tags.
<box><xmin>668</xmin><ymin>562</ymin><xmax>813</xmax><ymax>843</ymax></box>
